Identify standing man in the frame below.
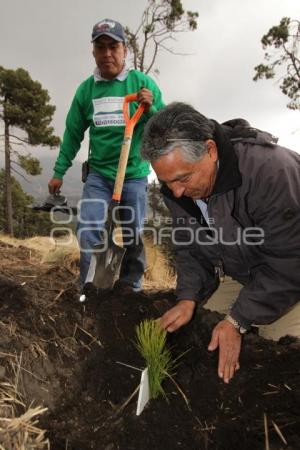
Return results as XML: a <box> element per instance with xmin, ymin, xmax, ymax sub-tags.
<box><xmin>141</xmin><ymin>102</ymin><xmax>300</xmax><ymax>383</ymax></box>
<box><xmin>48</xmin><ymin>19</ymin><xmax>164</xmax><ymax>295</ymax></box>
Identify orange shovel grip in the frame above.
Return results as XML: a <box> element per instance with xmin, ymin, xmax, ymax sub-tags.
<box><xmin>123</xmin><ymin>93</ymin><xmax>145</xmax><ymax>137</ymax></box>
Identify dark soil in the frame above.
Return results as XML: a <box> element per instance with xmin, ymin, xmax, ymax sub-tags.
<box><xmin>0</xmin><ymin>240</ymin><xmax>299</xmax><ymax>450</ymax></box>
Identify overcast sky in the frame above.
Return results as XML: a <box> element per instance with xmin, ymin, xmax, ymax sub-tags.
<box><xmin>0</xmin><ymin>0</ymin><xmax>299</xmax><ymax>178</ymax></box>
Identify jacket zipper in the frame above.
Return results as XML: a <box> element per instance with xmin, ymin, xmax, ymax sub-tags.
<box><xmin>208</xmin><ymin>196</ymin><xmax>225</xmax><ymax>284</ymax></box>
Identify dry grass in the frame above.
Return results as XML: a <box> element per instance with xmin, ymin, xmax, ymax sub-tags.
<box><xmin>0</xmin><ymin>233</ymin><xmax>79</xmax><ymax>273</ymax></box>
<box><xmin>0</xmin><ymin>363</ymin><xmax>49</xmax><ymax>450</ymax></box>
<box><xmin>0</xmin><ymin>233</ymin><xmax>175</xmax><ymax>290</ymax></box>
<box><xmin>0</xmin><ymin>387</ymin><xmax>49</xmax><ymax>450</ymax></box>
<box><xmin>0</xmin><ymin>234</ymin><xmax>54</xmax><ymax>256</ymax></box>
<box><xmin>143</xmin><ymin>238</ymin><xmax>176</xmax><ymax>290</ymax></box>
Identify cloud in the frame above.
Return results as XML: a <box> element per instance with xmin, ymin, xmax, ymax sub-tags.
<box><xmin>0</xmin><ymin>0</ymin><xmax>299</xmax><ymax>160</ymax></box>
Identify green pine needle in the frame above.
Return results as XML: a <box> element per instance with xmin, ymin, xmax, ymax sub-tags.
<box><xmin>135</xmin><ymin>319</ymin><xmax>176</xmax><ymax>399</ymax></box>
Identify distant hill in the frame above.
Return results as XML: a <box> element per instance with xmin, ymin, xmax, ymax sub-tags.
<box><xmin>0</xmin><ymin>152</ymin><xmax>156</xmax><ymax>215</ymax></box>
<box><xmin>0</xmin><ymin>152</ymin><xmax>82</xmax><ymax>205</ymax></box>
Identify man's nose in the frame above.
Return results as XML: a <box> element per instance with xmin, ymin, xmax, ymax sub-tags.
<box><xmin>103</xmin><ymin>46</ymin><xmax>112</xmax><ymax>56</ymax></box>
<box><xmin>170</xmin><ymin>183</ymin><xmax>185</xmax><ymax>198</ymax></box>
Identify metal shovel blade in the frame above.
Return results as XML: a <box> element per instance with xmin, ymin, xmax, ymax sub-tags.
<box><xmin>85</xmin><ymin>209</ymin><xmax>126</xmax><ymax>290</ymax></box>
<box><xmin>85</xmin><ymin>239</ymin><xmax>125</xmax><ymax>290</ymax></box>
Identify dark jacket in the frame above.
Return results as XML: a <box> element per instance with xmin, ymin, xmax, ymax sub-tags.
<box><xmin>161</xmin><ymin>120</ymin><xmax>300</xmax><ymax>329</ymax></box>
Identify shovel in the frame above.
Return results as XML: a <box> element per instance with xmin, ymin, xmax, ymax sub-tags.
<box><xmin>85</xmin><ymin>93</ymin><xmax>145</xmax><ymax>290</ymax></box>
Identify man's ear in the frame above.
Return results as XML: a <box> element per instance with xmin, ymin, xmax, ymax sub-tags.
<box><xmin>92</xmin><ymin>47</ymin><xmax>96</xmax><ymax>58</ymax></box>
<box><xmin>206</xmin><ymin>140</ymin><xmax>218</xmax><ymax>162</ymax></box>
<box><xmin>124</xmin><ymin>44</ymin><xmax>128</xmax><ymax>59</ymax></box>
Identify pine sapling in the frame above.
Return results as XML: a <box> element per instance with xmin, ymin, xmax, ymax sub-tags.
<box><xmin>135</xmin><ymin>319</ymin><xmax>175</xmax><ymax>399</ymax></box>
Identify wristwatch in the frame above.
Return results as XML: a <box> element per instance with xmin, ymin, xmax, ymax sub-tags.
<box><xmin>225</xmin><ymin>314</ymin><xmax>248</xmax><ymax>335</ymax></box>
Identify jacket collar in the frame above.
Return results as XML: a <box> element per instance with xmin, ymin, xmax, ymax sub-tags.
<box><xmin>93</xmin><ymin>63</ymin><xmax>130</xmax><ymax>82</ymax></box>
<box><xmin>161</xmin><ymin>120</ymin><xmax>242</xmax><ymax>217</ymax></box>
<box><xmin>210</xmin><ymin>120</ymin><xmax>242</xmax><ymax>196</ymax></box>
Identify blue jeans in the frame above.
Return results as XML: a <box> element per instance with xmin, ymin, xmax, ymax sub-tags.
<box><xmin>77</xmin><ymin>171</ymin><xmax>147</xmax><ymax>290</ymax></box>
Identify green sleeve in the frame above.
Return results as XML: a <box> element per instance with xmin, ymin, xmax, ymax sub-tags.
<box><xmin>53</xmin><ymin>87</ymin><xmax>89</xmax><ymax>179</ymax></box>
<box><xmin>150</xmin><ymin>80</ymin><xmax>165</xmax><ymax>114</ymax></box>
<box><xmin>143</xmin><ymin>76</ymin><xmax>165</xmax><ymax>120</ymax></box>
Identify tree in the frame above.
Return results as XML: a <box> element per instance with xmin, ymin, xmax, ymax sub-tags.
<box><xmin>0</xmin><ymin>170</ymin><xmax>53</xmax><ymax>238</ymax></box>
<box><xmin>125</xmin><ymin>0</ymin><xmax>199</xmax><ymax>74</ymax></box>
<box><xmin>148</xmin><ymin>179</ymin><xmax>169</xmax><ymax>219</ymax></box>
<box><xmin>253</xmin><ymin>17</ymin><xmax>300</xmax><ymax>110</ymax></box>
<box><xmin>0</xmin><ymin>67</ymin><xmax>60</xmax><ymax>235</ymax></box>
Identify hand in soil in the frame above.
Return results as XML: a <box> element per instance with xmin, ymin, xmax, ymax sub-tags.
<box><xmin>208</xmin><ymin>319</ymin><xmax>242</xmax><ymax>383</ymax></box>
<box><xmin>159</xmin><ymin>300</ymin><xmax>196</xmax><ymax>332</ymax></box>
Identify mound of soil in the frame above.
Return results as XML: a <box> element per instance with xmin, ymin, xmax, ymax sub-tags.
<box><xmin>0</xmin><ymin>240</ymin><xmax>299</xmax><ymax>450</ymax></box>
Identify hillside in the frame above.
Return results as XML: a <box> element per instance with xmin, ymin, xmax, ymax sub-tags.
<box><xmin>0</xmin><ymin>152</ymin><xmax>82</xmax><ymax>204</ymax></box>
<box><xmin>0</xmin><ymin>239</ymin><xmax>299</xmax><ymax>449</ymax></box>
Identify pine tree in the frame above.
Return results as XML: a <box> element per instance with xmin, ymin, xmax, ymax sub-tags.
<box><xmin>0</xmin><ymin>66</ymin><xmax>60</xmax><ymax>235</ymax></box>
<box><xmin>0</xmin><ymin>170</ymin><xmax>52</xmax><ymax>238</ymax></box>
<box><xmin>254</xmin><ymin>18</ymin><xmax>300</xmax><ymax>110</ymax></box>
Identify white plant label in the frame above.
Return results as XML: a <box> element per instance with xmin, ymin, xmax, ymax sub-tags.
<box><xmin>136</xmin><ymin>367</ymin><xmax>150</xmax><ymax>416</ymax></box>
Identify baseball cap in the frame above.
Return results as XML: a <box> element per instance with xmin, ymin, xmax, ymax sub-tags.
<box><xmin>91</xmin><ymin>19</ymin><xmax>126</xmax><ymax>43</ymax></box>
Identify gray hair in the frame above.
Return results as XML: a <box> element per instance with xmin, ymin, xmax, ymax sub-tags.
<box><xmin>141</xmin><ymin>102</ymin><xmax>215</xmax><ymax>163</ymax></box>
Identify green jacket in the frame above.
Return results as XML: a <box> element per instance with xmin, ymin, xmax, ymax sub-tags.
<box><xmin>53</xmin><ymin>69</ymin><xmax>164</xmax><ymax>180</ymax></box>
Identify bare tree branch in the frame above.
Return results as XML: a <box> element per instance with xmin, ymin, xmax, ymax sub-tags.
<box><xmin>9</xmin><ymin>134</ymin><xmax>30</xmax><ymax>144</ymax></box>
<box><xmin>125</xmin><ymin>0</ymin><xmax>199</xmax><ymax>74</ymax></box>
<box><xmin>159</xmin><ymin>46</ymin><xmax>194</xmax><ymax>57</ymax></box>
<box><xmin>11</xmin><ymin>164</ymin><xmax>30</xmax><ymax>183</ymax></box>
<box><xmin>146</xmin><ymin>41</ymin><xmax>159</xmax><ymax>75</ymax></box>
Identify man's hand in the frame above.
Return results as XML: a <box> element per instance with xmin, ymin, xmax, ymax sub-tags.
<box><xmin>48</xmin><ymin>178</ymin><xmax>63</xmax><ymax>194</ymax></box>
<box><xmin>159</xmin><ymin>300</ymin><xmax>196</xmax><ymax>332</ymax></box>
<box><xmin>137</xmin><ymin>88</ymin><xmax>153</xmax><ymax>113</ymax></box>
<box><xmin>208</xmin><ymin>320</ymin><xmax>242</xmax><ymax>383</ymax></box>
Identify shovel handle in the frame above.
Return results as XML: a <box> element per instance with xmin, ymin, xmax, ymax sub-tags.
<box><xmin>112</xmin><ymin>94</ymin><xmax>145</xmax><ymax>201</ymax></box>
<box><xmin>123</xmin><ymin>93</ymin><xmax>145</xmax><ymax>137</ymax></box>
